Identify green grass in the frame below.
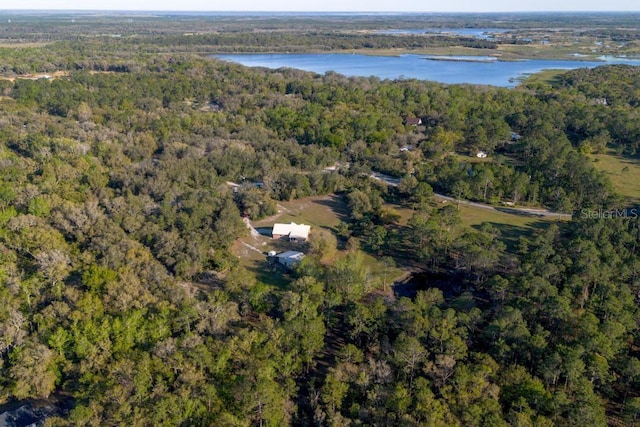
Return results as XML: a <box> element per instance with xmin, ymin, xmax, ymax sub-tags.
<box><xmin>359</xmin><ymin>251</ymin><xmax>407</xmax><ymax>290</ymax></box>
<box><xmin>233</xmin><ymin>195</ymin><xmax>348</xmax><ymax>287</ymax></box>
<box><xmin>254</xmin><ymin>194</ymin><xmax>347</xmax><ymax>232</ymax></box>
<box><xmin>387</xmin><ymin>199</ymin><xmax>563</xmax><ymax>228</ymax></box>
<box><xmin>451</xmin><ymin>153</ymin><xmax>495</xmax><ymax>164</ymax></box>
<box><xmin>457</xmin><ymin>203</ymin><xmax>559</xmax><ymax>250</ymax></box>
<box><xmin>520</xmin><ymin>69</ymin><xmax>568</xmax><ymax>86</ymax></box>
<box><xmin>234</xmin><ymin>193</ymin><xmax>565</xmax><ymax>286</ymax></box>
<box><xmin>387</xmin><ymin>199</ymin><xmax>563</xmax><ymax>252</ymax></box>
<box><xmin>457</xmin><ymin>204</ymin><xmax>553</xmax><ymax>228</ymax></box>
<box><xmin>591</xmin><ymin>149</ymin><xmax>640</xmax><ymax>205</ymax></box>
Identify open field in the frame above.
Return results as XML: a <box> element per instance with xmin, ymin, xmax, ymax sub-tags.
<box><xmin>0</xmin><ymin>42</ymin><xmax>51</xmax><ymax>48</ymax></box>
<box><xmin>233</xmin><ymin>195</ymin><xmax>347</xmax><ymax>287</ymax></box>
<box><xmin>334</xmin><ymin>46</ymin><xmax>500</xmax><ymax>57</ymax></box>
<box><xmin>456</xmin><ymin>202</ymin><xmax>560</xmax><ymax>250</ymax></box>
<box><xmin>390</xmin><ymin>198</ymin><xmax>564</xmax><ymax>250</ymax></box>
<box><xmin>520</xmin><ymin>68</ymin><xmax>568</xmax><ymax>86</ymax></box>
<box><xmin>0</xmin><ymin>70</ymin><xmax>116</xmax><ymax>81</ymax></box>
<box><xmin>253</xmin><ymin>194</ymin><xmax>348</xmax><ymax>232</ymax></box>
<box><xmin>454</xmin><ymin>201</ymin><xmax>565</xmax><ymax>228</ymax></box>
<box><xmin>233</xmin><ymin>194</ymin><xmax>407</xmax><ymax>287</ymax></box>
<box><xmin>591</xmin><ymin>149</ymin><xmax>640</xmax><ymax>205</ymax></box>
<box><xmin>0</xmin><ymin>70</ymin><xmax>69</xmax><ymax>81</ymax></box>
<box><xmin>231</xmin><ymin>191</ymin><xmax>568</xmax><ymax>285</ymax></box>
<box><xmin>328</xmin><ymin>43</ymin><xmax>632</xmax><ymax>61</ymax></box>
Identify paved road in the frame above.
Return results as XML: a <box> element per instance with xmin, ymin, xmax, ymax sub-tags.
<box><xmin>369</xmin><ymin>172</ymin><xmax>572</xmax><ymax>219</ymax></box>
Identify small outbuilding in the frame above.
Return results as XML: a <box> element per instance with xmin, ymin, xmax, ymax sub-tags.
<box><xmin>272</xmin><ymin>222</ymin><xmax>311</xmax><ymax>242</ymax></box>
<box><xmin>277</xmin><ymin>251</ymin><xmax>305</xmax><ymax>268</ymax></box>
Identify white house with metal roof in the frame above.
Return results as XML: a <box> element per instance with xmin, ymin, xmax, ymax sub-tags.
<box><xmin>272</xmin><ymin>222</ymin><xmax>311</xmax><ymax>242</ymax></box>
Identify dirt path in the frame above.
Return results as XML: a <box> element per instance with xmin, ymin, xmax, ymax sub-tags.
<box><xmin>240</xmin><ymin>241</ymin><xmax>263</xmax><ymax>254</ymax></box>
<box><xmin>243</xmin><ymin>217</ymin><xmax>261</xmax><ymax>238</ymax></box>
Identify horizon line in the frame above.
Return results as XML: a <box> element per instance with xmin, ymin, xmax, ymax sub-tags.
<box><xmin>1</xmin><ymin>9</ymin><xmax>639</xmax><ymax>13</ymax></box>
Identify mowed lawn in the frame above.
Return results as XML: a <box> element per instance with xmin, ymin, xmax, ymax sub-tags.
<box><xmin>591</xmin><ymin>149</ymin><xmax>640</xmax><ymax>205</ymax></box>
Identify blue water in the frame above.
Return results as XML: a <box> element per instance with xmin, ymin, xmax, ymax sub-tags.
<box><xmin>376</xmin><ymin>28</ymin><xmax>511</xmax><ymax>39</ymax></box>
<box><xmin>214</xmin><ymin>53</ymin><xmax>640</xmax><ymax>87</ymax></box>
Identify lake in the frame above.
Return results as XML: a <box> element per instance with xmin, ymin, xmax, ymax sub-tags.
<box><xmin>375</xmin><ymin>28</ymin><xmax>511</xmax><ymax>39</ymax></box>
<box><xmin>214</xmin><ymin>53</ymin><xmax>640</xmax><ymax>87</ymax></box>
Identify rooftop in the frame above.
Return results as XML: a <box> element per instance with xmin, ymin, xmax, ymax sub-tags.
<box><xmin>272</xmin><ymin>222</ymin><xmax>311</xmax><ymax>239</ymax></box>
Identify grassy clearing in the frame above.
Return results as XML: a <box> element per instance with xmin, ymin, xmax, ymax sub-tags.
<box><xmin>232</xmin><ymin>193</ymin><xmax>565</xmax><ymax>286</ymax></box>
<box><xmin>330</xmin><ymin>40</ymin><xmax>633</xmax><ymax>62</ymax></box>
<box><xmin>359</xmin><ymin>250</ymin><xmax>407</xmax><ymax>291</ymax></box>
<box><xmin>456</xmin><ymin>203</ymin><xmax>557</xmax><ymax>227</ymax></box>
<box><xmin>234</xmin><ymin>194</ymin><xmax>408</xmax><ymax>286</ymax></box>
<box><xmin>387</xmin><ymin>198</ymin><xmax>563</xmax><ymax>252</ymax></box>
<box><xmin>497</xmin><ymin>43</ymin><xmax>609</xmax><ymax>60</ymax></box>
<box><xmin>253</xmin><ymin>194</ymin><xmax>348</xmax><ymax>231</ymax></box>
<box><xmin>451</xmin><ymin>153</ymin><xmax>496</xmax><ymax>164</ymax></box>
<box><xmin>336</xmin><ymin>46</ymin><xmax>500</xmax><ymax>57</ymax></box>
<box><xmin>233</xmin><ymin>195</ymin><xmax>348</xmax><ymax>287</ymax></box>
<box><xmin>456</xmin><ymin>203</ymin><xmax>559</xmax><ymax>250</ymax></box>
<box><xmin>591</xmin><ymin>149</ymin><xmax>640</xmax><ymax>205</ymax></box>
<box><xmin>520</xmin><ymin>69</ymin><xmax>568</xmax><ymax>86</ymax></box>
<box><xmin>0</xmin><ymin>42</ymin><xmax>51</xmax><ymax>48</ymax></box>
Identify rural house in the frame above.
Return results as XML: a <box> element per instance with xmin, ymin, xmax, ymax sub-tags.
<box><xmin>272</xmin><ymin>222</ymin><xmax>311</xmax><ymax>242</ymax></box>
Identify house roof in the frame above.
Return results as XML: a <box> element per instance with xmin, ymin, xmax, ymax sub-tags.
<box><xmin>277</xmin><ymin>251</ymin><xmax>305</xmax><ymax>260</ymax></box>
<box><xmin>405</xmin><ymin>117</ymin><xmax>422</xmax><ymax>125</ymax></box>
<box><xmin>272</xmin><ymin>222</ymin><xmax>311</xmax><ymax>239</ymax></box>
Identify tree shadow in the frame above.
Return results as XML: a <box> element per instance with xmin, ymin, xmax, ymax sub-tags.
<box><xmin>254</xmin><ymin>227</ymin><xmax>273</xmax><ymax>236</ymax></box>
<box><xmin>244</xmin><ymin>257</ymin><xmax>292</xmax><ymax>288</ymax></box>
<box><xmin>495</xmin><ymin>207</ymin><xmax>549</xmax><ymax>217</ymax></box>
<box><xmin>312</xmin><ymin>194</ymin><xmax>350</xmax><ymax>230</ymax></box>
<box><xmin>380</xmin><ymin>223</ymin><xmax>423</xmax><ymax>269</ymax></box>
<box><xmin>472</xmin><ymin>220</ymin><xmax>552</xmax><ymax>252</ymax></box>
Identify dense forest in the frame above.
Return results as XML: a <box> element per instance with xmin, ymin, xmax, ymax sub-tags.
<box><xmin>0</xmin><ymin>17</ymin><xmax>640</xmax><ymax>426</ymax></box>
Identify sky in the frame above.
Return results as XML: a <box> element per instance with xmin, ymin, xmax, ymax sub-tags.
<box><xmin>2</xmin><ymin>0</ymin><xmax>639</xmax><ymax>12</ymax></box>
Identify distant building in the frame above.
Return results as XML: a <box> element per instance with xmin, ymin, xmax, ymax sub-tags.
<box><xmin>277</xmin><ymin>251</ymin><xmax>305</xmax><ymax>268</ymax></box>
<box><xmin>272</xmin><ymin>222</ymin><xmax>311</xmax><ymax>242</ymax></box>
<box><xmin>405</xmin><ymin>117</ymin><xmax>423</xmax><ymax>126</ymax></box>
